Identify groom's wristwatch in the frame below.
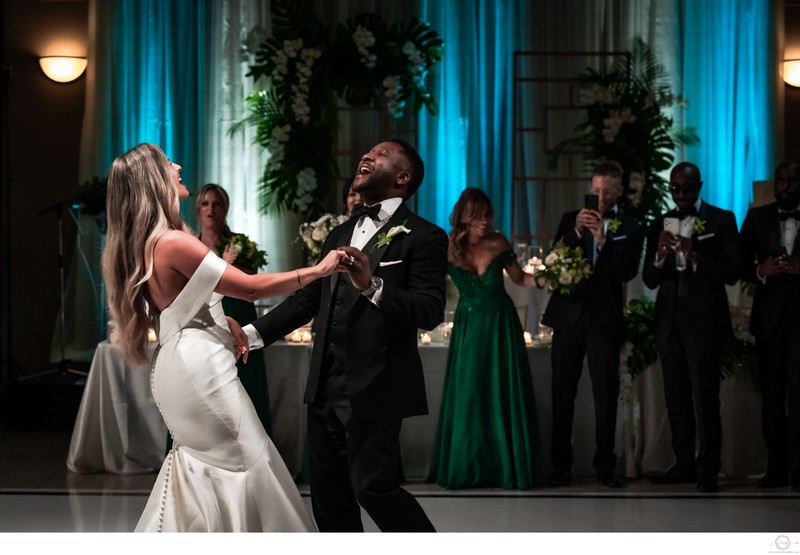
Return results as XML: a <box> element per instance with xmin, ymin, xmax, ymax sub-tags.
<box><xmin>360</xmin><ymin>276</ymin><xmax>383</xmax><ymax>297</ymax></box>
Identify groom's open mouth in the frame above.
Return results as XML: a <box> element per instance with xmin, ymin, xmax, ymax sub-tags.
<box><xmin>357</xmin><ymin>163</ymin><xmax>373</xmax><ymax>175</ymax></box>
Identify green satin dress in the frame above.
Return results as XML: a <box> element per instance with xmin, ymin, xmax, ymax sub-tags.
<box><xmin>428</xmin><ymin>250</ymin><xmax>542</xmax><ymax>489</ymax></box>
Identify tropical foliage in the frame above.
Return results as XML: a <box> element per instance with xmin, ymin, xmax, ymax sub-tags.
<box><xmin>232</xmin><ymin>0</ymin><xmax>443</xmax><ymax>219</ymax></box>
<box><xmin>549</xmin><ymin>37</ymin><xmax>699</xmax><ymax>230</ymax></box>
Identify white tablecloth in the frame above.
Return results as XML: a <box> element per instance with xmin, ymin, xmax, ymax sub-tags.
<box><xmin>68</xmin><ymin>340</ymin><xmax>766</xmax><ymax>480</ymax></box>
<box><xmin>66</xmin><ymin>341</ymin><xmax>166</xmax><ymax>474</ymax></box>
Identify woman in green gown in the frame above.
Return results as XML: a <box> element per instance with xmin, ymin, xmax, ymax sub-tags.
<box><xmin>428</xmin><ymin>188</ymin><xmax>542</xmax><ymax>489</ymax></box>
<box><xmin>195</xmin><ymin>184</ymin><xmax>271</xmax><ymax>435</ymax></box>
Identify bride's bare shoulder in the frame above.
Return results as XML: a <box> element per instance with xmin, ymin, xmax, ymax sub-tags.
<box><xmin>154</xmin><ymin>230</ymin><xmax>209</xmax><ymax>271</ymax></box>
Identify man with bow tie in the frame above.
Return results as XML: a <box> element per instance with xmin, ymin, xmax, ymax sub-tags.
<box><xmin>542</xmin><ymin>160</ymin><xmax>643</xmax><ymax>489</ymax></box>
<box><xmin>643</xmin><ymin>162</ymin><xmax>740</xmax><ymax>493</ymax></box>
<box><xmin>240</xmin><ymin>140</ymin><xmax>447</xmax><ymax>531</ymax></box>
<box><xmin>740</xmin><ymin>161</ymin><xmax>800</xmax><ymax>492</ymax></box>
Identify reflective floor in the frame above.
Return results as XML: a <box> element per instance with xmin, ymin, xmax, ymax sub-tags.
<box><xmin>1</xmin><ymin>427</ymin><xmax>798</xmax><ymax>551</ymax></box>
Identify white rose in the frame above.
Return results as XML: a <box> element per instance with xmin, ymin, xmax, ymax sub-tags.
<box><xmin>545</xmin><ymin>252</ymin><xmax>558</xmax><ymax>266</ymax></box>
<box><xmin>311</xmin><ymin>228</ymin><xmax>325</xmax><ymax>242</ymax></box>
<box><xmin>558</xmin><ymin>271</ymin><xmax>573</xmax><ymax>285</ymax></box>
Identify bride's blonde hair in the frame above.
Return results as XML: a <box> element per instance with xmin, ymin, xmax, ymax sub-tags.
<box><xmin>102</xmin><ymin>143</ymin><xmax>190</xmax><ymax>366</ymax></box>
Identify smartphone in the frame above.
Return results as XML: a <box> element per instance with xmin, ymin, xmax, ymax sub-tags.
<box><xmin>584</xmin><ymin>194</ymin><xmax>599</xmax><ymax>211</ymax></box>
<box><xmin>663</xmin><ymin>217</ymin><xmax>680</xmax><ymax>235</ymax></box>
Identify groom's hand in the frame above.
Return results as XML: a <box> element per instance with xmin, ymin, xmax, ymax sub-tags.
<box><xmin>226</xmin><ymin>316</ymin><xmax>249</xmax><ymax>363</ymax></box>
<box><xmin>338</xmin><ymin>246</ymin><xmax>371</xmax><ymax>291</ymax></box>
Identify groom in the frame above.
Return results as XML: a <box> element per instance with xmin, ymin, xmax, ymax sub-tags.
<box><xmin>243</xmin><ymin>139</ymin><xmax>447</xmax><ymax>531</ymax></box>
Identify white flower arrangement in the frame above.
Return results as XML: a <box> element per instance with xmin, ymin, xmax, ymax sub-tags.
<box><xmin>292</xmin><ymin>167</ymin><xmax>318</xmax><ymax>212</ymax></box>
<box><xmin>298</xmin><ymin>213</ymin><xmax>349</xmax><ymax>261</ymax></box>
<box><xmin>538</xmin><ymin>241</ymin><xmax>592</xmax><ymax>294</ymax></box>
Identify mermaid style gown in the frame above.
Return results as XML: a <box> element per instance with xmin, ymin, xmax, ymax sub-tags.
<box><xmin>136</xmin><ymin>252</ymin><xmax>316</xmax><ymax>532</ymax></box>
<box><xmin>428</xmin><ymin>250</ymin><xmax>542</xmax><ymax>489</ymax></box>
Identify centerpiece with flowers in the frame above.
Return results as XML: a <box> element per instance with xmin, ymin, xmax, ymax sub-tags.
<box><xmin>549</xmin><ymin>37</ymin><xmax>699</xmax><ymax>231</ymax></box>
<box><xmin>234</xmin><ymin>0</ymin><xmax>443</xmax><ymax>220</ymax></box>
<box><xmin>536</xmin><ymin>241</ymin><xmax>592</xmax><ymax>295</ymax></box>
<box><xmin>297</xmin><ymin>213</ymin><xmax>349</xmax><ymax>262</ymax></box>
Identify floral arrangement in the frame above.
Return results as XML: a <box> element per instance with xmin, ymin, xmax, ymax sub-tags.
<box><xmin>549</xmin><ymin>37</ymin><xmax>699</xmax><ymax>231</ymax></box>
<box><xmin>218</xmin><ymin>233</ymin><xmax>268</xmax><ymax>273</ymax></box>
<box><xmin>234</xmin><ymin>0</ymin><xmax>443</xmax><ymax>219</ymax></box>
<box><xmin>538</xmin><ymin>241</ymin><xmax>592</xmax><ymax>294</ymax></box>
<box><xmin>298</xmin><ymin>213</ymin><xmax>349</xmax><ymax>261</ymax></box>
<box><xmin>619</xmin><ymin>298</ymin><xmax>659</xmax><ymax>381</ymax></box>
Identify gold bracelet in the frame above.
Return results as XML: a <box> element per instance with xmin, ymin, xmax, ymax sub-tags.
<box><xmin>295</xmin><ymin>268</ymin><xmax>302</xmax><ymax>287</ymax></box>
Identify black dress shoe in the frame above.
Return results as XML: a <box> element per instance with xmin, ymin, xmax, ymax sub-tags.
<box><xmin>547</xmin><ymin>472</ymin><xmax>571</xmax><ymax>487</ymax></box>
<box><xmin>697</xmin><ymin>474</ymin><xmax>719</xmax><ymax>493</ymax></box>
<box><xmin>757</xmin><ymin>473</ymin><xmax>789</xmax><ymax>488</ymax></box>
<box><xmin>598</xmin><ymin>472</ymin><xmax>624</xmax><ymax>488</ymax></box>
<box><xmin>651</xmin><ymin>466</ymin><xmax>697</xmax><ymax>484</ymax></box>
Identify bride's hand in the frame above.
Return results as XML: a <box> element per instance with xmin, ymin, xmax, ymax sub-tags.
<box><xmin>226</xmin><ymin>316</ymin><xmax>249</xmax><ymax>363</ymax></box>
<box><xmin>315</xmin><ymin>249</ymin><xmax>347</xmax><ymax>276</ymax></box>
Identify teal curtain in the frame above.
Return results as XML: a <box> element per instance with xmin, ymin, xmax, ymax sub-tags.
<box><xmin>417</xmin><ymin>0</ymin><xmax>529</xmax><ymax>235</ymax></box>
<box><xmin>680</xmin><ymin>0</ymin><xmax>776</xmax><ymax>224</ymax></box>
<box><xmin>84</xmin><ymin>0</ymin><xmax>210</xmax><ymax>225</ymax></box>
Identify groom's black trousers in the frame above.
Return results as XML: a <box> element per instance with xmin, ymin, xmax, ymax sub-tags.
<box><xmin>306</xmin><ymin>361</ymin><xmax>435</xmax><ymax>532</ymax></box>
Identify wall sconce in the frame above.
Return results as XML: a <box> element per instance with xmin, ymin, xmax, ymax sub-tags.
<box><xmin>784</xmin><ymin>59</ymin><xmax>800</xmax><ymax>87</ymax></box>
<box><xmin>38</xmin><ymin>56</ymin><xmax>87</xmax><ymax>83</ymax></box>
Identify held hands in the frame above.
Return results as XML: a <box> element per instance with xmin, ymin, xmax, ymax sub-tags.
<box><xmin>337</xmin><ymin>246</ymin><xmax>371</xmax><ymax>291</ymax></box>
<box><xmin>315</xmin><ymin>249</ymin><xmax>349</xmax><ymax>277</ymax></box>
<box><xmin>226</xmin><ymin>316</ymin><xmax>249</xmax><ymax>364</ymax></box>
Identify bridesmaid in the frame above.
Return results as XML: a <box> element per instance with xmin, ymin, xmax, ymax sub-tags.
<box><xmin>428</xmin><ymin>187</ymin><xmax>542</xmax><ymax>489</ymax></box>
<box><xmin>195</xmin><ymin>183</ymin><xmax>271</xmax><ymax>434</ymax></box>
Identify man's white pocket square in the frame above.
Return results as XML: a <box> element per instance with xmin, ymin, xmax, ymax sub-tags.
<box><xmin>379</xmin><ymin>260</ymin><xmax>403</xmax><ymax>267</ymax></box>
<box><xmin>611</xmin><ymin>235</ymin><xmax>627</xmax><ymax>241</ymax></box>
<box><xmin>697</xmin><ymin>233</ymin><xmax>715</xmax><ymax>241</ymax></box>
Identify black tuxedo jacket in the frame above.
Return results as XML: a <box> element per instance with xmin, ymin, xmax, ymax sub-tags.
<box><xmin>252</xmin><ymin>203</ymin><xmax>448</xmax><ymax>420</ymax></box>
<box><xmin>739</xmin><ymin>202</ymin><xmax>800</xmax><ymax>339</ymax></box>
<box><xmin>642</xmin><ymin>201</ymin><xmax>739</xmax><ymax>340</ymax></box>
<box><xmin>541</xmin><ymin>210</ymin><xmax>643</xmax><ymax>338</ymax></box>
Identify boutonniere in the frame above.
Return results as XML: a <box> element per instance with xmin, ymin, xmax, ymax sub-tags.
<box><xmin>372</xmin><ymin>220</ymin><xmax>410</xmax><ymax>251</ymax></box>
<box><xmin>693</xmin><ymin>218</ymin><xmax>706</xmax><ymax>234</ymax></box>
<box><xmin>607</xmin><ymin>218</ymin><xmax>621</xmax><ymax>234</ymax></box>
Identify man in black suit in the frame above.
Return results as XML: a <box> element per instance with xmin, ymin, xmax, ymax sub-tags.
<box><xmin>643</xmin><ymin>162</ymin><xmax>740</xmax><ymax>493</ymax></box>
<box><xmin>242</xmin><ymin>139</ymin><xmax>446</xmax><ymax>532</ymax></box>
<box><xmin>542</xmin><ymin>160</ymin><xmax>643</xmax><ymax>488</ymax></box>
<box><xmin>739</xmin><ymin>161</ymin><xmax>800</xmax><ymax>492</ymax></box>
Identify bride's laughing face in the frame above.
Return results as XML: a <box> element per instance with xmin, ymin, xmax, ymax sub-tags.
<box><xmin>168</xmin><ymin>161</ymin><xmax>189</xmax><ymax>201</ymax></box>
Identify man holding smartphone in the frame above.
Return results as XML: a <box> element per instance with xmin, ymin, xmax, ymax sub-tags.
<box><xmin>542</xmin><ymin>160</ymin><xmax>643</xmax><ymax>488</ymax></box>
<box><xmin>739</xmin><ymin>161</ymin><xmax>800</xmax><ymax>492</ymax></box>
<box><xmin>642</xmin><ymin>162</ymin><xmax>740</xmax><ymax>493</ymax></box>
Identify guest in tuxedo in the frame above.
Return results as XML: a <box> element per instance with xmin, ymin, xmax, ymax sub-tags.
<box><xmin>542</xmin><ymin>160</ymin><xmax>643</xmax><ymax>488</ymax></box>
<box><xmin>242</xmin><ymin>139</ymin><xmax>447</xmax><ymax>532</ymax></box>
<box><xmin>643</xmin><ymin>162</ymin><xmax>740</xmax><ymax>493</ymax></box>
<box><xmin>341</xmin><ymin>175</ymin><xmax>362</xmax><ymax>216</ymax></box>
<box><xmin>739</xmin><ymin>161</ymin><xmax>800</xmax><ymax>492</ymax></box>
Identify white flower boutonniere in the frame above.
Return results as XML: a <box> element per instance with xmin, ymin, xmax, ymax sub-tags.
<box><xmin>372</xmin><ymin>220</ymin><xmax>410</xmax><ymax>251</ymax></box>
<box><xmin>607</xmin><ymin>217</ymin><xmax>622</xmax><ymax>234</ymax></box>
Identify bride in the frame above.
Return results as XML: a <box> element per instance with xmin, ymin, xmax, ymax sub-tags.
<box><xmin>102</xmin><ymin>143</ymin><xmax>345</xmax><ymax>532</ymax></box>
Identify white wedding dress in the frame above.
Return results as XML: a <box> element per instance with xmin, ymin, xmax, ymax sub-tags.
<box><xmin>135</xmin><ymin>252</ymin><xmax>316</xmax><ymax>532</ymax></box>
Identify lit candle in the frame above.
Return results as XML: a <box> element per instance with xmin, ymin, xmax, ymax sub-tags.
<box><xmin>301</xmin><ymin>330</ymin><xmax>312</xmax><ymax>343</ymax></box>
<box><xmin>290</xmin><ymin>330</ymin><xmax>302</xmax><ymax>343</ymax></box>
<box><xmin>147</xmin><ymin>328</ymin><xmax>158</xmax><ymax>342</ymax></box>
<box><xmin>420</xmin><ymin>333</ymin><xmax>432</xmax><ymax>345</ymax></box>
<box><xmin>523</xmin><ymin>331</ymin><xmax>533</xmax><ymax>345</ymax></box>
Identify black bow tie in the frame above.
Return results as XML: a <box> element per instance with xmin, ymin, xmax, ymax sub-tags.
<box><xmin>350</xmin><ymin>203</ymin><xmax>382</xmax><ymax>220</ymax></box>
<box><xmin>779</xmin><ymin>210</ymin><xmax>800</xmax><ymax>221</ymax></box>
<box><xmin>676</xmin><ymin>208</ymin><xmax>697</xmax><ymax>220</ymax></box>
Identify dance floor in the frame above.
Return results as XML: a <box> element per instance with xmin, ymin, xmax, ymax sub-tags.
<box><xmin>0</xmin><ymin>427</ymin><xmax>797</xmax><ymax>553</ymax></box>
